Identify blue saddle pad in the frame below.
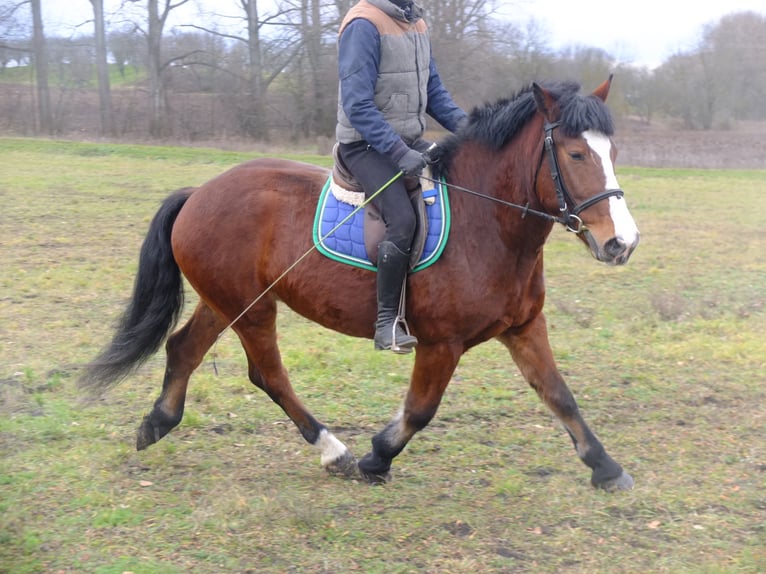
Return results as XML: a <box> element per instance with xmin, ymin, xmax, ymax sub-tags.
<box><xmin>312</xmin><ymin>176</ymin><xmax>451</xmax><ymax>272</ymax></box>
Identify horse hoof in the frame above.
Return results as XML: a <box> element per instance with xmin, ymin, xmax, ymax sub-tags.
<box><xmin>136</xmin><ymin>425</ymin><xmax>155</xmax><ymax>451</ymax></box>
<box><xmin>358</xmin><ymin>468</ymin><xmax>391</xmax><ymax>485</ymax></box>
<box><xmin>357</xmin><ymin>453</ymin><xmax>392</xmax><ymax>485</ymax></box>
<box><xmin>596</xmin><ymin>471</ymin><xmax>634</xmax><ymax>492</ymax></box>
<box><xmin>324</xmin><ymin>451</ymin><xmax>358</xmax><ymax>478</ymax></box>
<box><xmin>136</xmin><ymin>416</ymin><xmax>162</xmax><ymax>451</ymax></box>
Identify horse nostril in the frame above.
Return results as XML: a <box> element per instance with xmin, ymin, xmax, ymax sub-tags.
<box><xmin>604</xmin><ymin>237</ymin><xmax>627</xmax><ymax>258</ymax></box>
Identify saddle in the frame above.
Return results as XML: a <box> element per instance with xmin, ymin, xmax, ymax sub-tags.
<box><xmin>331</xmin><ymin>144</ymin><xmax>431</xmax><ymax>268</ymax></box>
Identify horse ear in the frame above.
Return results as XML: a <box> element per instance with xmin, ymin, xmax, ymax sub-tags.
<box><xmin>592</xmin><ymin>74</ymin><xmax>614</xmax><ymax>102</ymax></box>
<box><xmin>532</xmin><ymin>82</ymin><xmax>557</xmax><ymax>120</ymax></box>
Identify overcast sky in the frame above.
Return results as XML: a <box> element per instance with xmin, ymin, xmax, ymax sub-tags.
<box><xmin>507</xmin><ymin>0</ymin><xmax>766</xmax><ymax>67</ymax></box>
<box><xmin>42</xmin><ymin>0</ymin><xmax>766</xmax><ymax>69</ymax></box>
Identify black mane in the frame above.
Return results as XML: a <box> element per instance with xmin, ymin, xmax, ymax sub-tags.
<box><xmin>432</xmin><ymin>81</ymin><xmax>614</xmax><ymax>178</ymax></box>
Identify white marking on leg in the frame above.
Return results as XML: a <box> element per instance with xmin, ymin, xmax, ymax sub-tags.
<box><xmin>575</xmin><ymin>441</ymin><xmax>591</xmax><ymax>459</ymax></box>
<box><xmin>583</xmin><ymin>131</ymin><xmax>640</xmax><ymax>247</ymax></box>
<box><xmin>316</xmin><ymin>429</ymin><xmax>349</xmax><ymax>467</ymax></box>
<box><xmin>382</xmin><ymin>408</ymin><xmax>409</xmax><ymax>447</ymax></box>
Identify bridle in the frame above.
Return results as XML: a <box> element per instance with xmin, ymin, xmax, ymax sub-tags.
<box><xmin>423</xmin><ymin>121</ymin><xmax>625</xmax><ymax>235</ymax></box>
<box><xmin>542</xmin><ymin>121</ymin><xmax>624</xmax><ymax>233</ymax></box>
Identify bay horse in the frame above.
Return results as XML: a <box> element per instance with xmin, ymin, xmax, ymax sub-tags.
<box><xmin>82</xmin><ymin>78</ymin><xmax>640</xmax><ymax>490</ymax></box>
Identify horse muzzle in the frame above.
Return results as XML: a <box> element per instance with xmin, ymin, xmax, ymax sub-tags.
<box><xmin>581</xmin><ymin>230</ymin><xmax>640</xmax><ymax>266</ymax></box>
<box><xmin>598</xmin><ymin>233</ymin><xmax>640</xmax><ymax>265</ymax></box>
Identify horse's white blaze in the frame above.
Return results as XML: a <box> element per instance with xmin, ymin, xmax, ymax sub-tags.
<box><xmin>316</xmin><ymin>429</ymin><xmax>348</xmax><ymax>466</ymax></box>
<box><xmin>583</xmin><ymin>131</ymin><xmax>640</xmax><ymax>247</ymax></box>
<box><xmin>608</xmin><ymin>195</ymin><xmax>640</xmax><ymax>247</ymax></box>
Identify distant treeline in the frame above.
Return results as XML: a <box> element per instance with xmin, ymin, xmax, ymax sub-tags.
<box><xmin>1</xmin><ymin>0</ymin><xmax>764</xmax><ymax>140</ymax></box>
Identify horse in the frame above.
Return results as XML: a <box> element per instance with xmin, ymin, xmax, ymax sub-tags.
<box><xmin>81</xmin><ymin>77</ymin><xmax>640</xmax><ymax>491</ymax></box>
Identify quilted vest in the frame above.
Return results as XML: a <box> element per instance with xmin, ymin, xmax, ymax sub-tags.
<box><xmin>336</xmin><ymin>0</ymin><xmax>430</xmax><ymax>146</ymax></box>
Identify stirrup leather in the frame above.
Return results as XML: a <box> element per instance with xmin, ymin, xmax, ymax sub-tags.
<box><xmin>389</xmin><ymin>277</ymin><xmax>417</xmax><ymax>353</ymax></box>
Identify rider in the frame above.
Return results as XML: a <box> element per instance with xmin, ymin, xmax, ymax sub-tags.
<box><xmin>336</xmin><ymin>0</ymin><xmax>467</xmax><ymax>353</ymax></box>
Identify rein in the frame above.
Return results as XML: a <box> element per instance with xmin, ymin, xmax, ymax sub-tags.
<box><xmin>420</xmin><ymin>174</ymin><xmax>563</xmax><ymax>225</ymax></box>
<box><xmin>424</xmin><ymin>122</ymin><xmax>624</xmax><ymax>234</ymax></box>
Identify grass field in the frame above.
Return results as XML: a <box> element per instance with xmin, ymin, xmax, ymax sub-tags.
<box><xmin>0</xmin><ymin>137</ymin><xmax>764</xmax><ymax>573</ymax></box>
<box><xmin>0</xmin><ymin>64</ymin><xmax>145</xmax><ymax>88</ymax></box>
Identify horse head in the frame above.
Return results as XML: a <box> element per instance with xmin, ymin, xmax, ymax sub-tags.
<box><xmin>532</xmin><ymin>77</ymin><xmax>640</xmax><ymax>265</ymax></box>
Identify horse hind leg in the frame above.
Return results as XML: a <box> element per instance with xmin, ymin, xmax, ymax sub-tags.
<box><xmin>137</xmin><ymin>301</ymin><xmax>224</xmax><ymax>450</ymax></box>
<box><xmin>498</xmin><ymin>315</ymin><xmax>634</xmax><ymax>491</ymax></box>
<box><xmin>234</xmin><ymin>308</ymin><xmax>357</xmax><ymax>478</ymax></box>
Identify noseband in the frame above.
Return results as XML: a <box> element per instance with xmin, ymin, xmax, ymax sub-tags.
<box><xmin>543</xmin><ymin>121</ymin><xmax>624</xmax><ymax>233</ymax></box>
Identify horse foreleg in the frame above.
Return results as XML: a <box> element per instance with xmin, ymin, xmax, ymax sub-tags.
<box><xmin>234</xmin><ymin>311</ymin><xmax>357</xmax><ymax>478</ymax></box>
<box><xmin>497</xmin><ymin>315</ymin><xmax>634</xmax><ymax>491</ymax></box>
<box><xmin>137</xmin><ymin>301</ymin><xmax>224</xmax><ymax>450</ymax></box>
<box><xmin>358</xmin><ymin>342</ymin><xmax>462</xmax><ymax>483</ymax></box>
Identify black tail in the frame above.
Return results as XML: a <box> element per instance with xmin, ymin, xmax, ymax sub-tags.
<box><xmin>80</xmin><ymin>187</ymin><xmax>194</xmax><ymax>391</ymax></box>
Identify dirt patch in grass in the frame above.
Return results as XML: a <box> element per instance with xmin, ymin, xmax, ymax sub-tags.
<box><xmin>615</xmin><ymin>120</ymin><xmax>766</xmax><ymax>169</ymax></box>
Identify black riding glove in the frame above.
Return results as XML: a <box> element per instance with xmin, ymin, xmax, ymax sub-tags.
<box><xmin>397</xmin><ymin>148</ymin><xmax>427</xmax><ymax>176</ymax></box>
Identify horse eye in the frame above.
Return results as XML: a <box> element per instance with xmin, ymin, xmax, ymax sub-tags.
<box><xmin>569</xmin><ymin>152</ymin><xmax>585</xmax><ymax>161</ymax></box>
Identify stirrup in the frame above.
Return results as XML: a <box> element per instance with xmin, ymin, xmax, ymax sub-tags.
<box><xmin>390</xmin><ymin>317</ymin><xmax>417</xmax><ymax>354</ymax></box>
<box><xmin>373</xmin><ymin>317</ymin><xmax>417</xmax><ymax>353</ymax></box>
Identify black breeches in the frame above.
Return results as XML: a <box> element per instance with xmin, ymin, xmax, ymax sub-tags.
<box><xmin>338</xmin><ymin>141</ymin><xmax>416</xmax><ymax>252</ymax></box>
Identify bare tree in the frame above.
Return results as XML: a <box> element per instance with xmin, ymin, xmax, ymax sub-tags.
<box><xmin>552</xmin><ymin>46</ymin><xmax>615</xmax><ymax>88</ymax></box>
<box><xmin>652</xmin><ymin>11</ymin><xmax>766</xmax><ymax>129</ymax></box>
<box><xmin>109</xmin><ymin>25</ymin><xmax>145</xmax><ymax>78</ymax></box>
<box><xmin>617</xmin><ymin>65</ymin><xmax>658</xmax><ymax>124</ymax></box>
<box><xmin>90</xmin><ymin>0</ymin><xmax>114</xmax><ymax>136</ymax></box>
<box><xmin>242</xmin><ymin>0</ymin><xmax>268</xmax><ymax>138</ymax></box>
<box><xmin>3</xmin><ymin>1</ymin><xmax>764</xmax><ymax>140</ymax></box>
<box><xmin>289</xmin><ymin>0</ymin><xmax>337</xmax><ymax>137</ymax></box>
<box><xmin>141</xmin><ymin>0</ymin><xmax>190</xmax><ymax>137</ymax></box>
<box><xmin>181</xmin><ymin>0</ymin><xmax>269</xmax><ymax>137</ymax></box>
<box><xmin>0</xmin><ymin>1</ymin><xmax>27</xmax><ymax>47</ymax></box>
<box><xmin>29</xmin><ymin>0</ymin><xmax>51</xmax><ymax>133</ymax></box>
<box><xmin>504</xmin><ymin>19</ymin><xmax>553</xmax><ymax>86</ymax></box>
<box><xmin>654</xmin><ymin>53</ymin><xmax>713</xmax><ymax>129</ymax></box>
<box><xmin>420</xmin><ymin>0</ymin><xmax>498</xmax><ymax>107</ymax></box>
<box><xmin>701</xmin><ymin>12</ymin><xmax>766</xmax><ymax>123</ymax></box>
<box><xmin>184</xmin><ymin>0</ymin><xmax>313</xmax><ymax>139</ymax></box>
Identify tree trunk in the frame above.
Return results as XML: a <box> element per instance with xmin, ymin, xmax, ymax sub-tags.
<box><xmin>308</xmin><ymin>0</ymin><xmax>324</xmax><ymax>133</ymax></box>
<box><xmin>147</xmin><ymin>0</ymin><xmax>167</xmax><ymax>137</ymax></box>
<box><xmin>91</xmin><ymin>0</ymin><xmax>114</xmax><ymax>137</ymax></box>
<box><xmin>30</xmin><ymin>0</ymin><xmax>51</xmax><ymax>134</ymax></box>
<box><xmin>145</xmin><ymin>0</ymin><xmax>189</xmax><ymax>137</ymax></box>
<box><xmin>245</xmin><ymin>0</ymin><xmax>268</xmax><ymax>139</ymax></box>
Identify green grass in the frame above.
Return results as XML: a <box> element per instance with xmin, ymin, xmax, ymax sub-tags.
<box><xmin>0</xmin><ymin>63</ymin><xmax>145</xmax><ymax>88</ymax></box>
<box><xmin>0</xmin><ymin>66</ymin><xmax>32</xmax><ymax>83</ymax></box>
<box><xmin>0</xmin><ymin>137</ymin><xmax>764</xmax><ymax>573</ymax></box>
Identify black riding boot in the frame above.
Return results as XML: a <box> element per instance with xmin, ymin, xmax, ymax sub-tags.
<box><xmin>374</xmin><ymin>241</ymin><xmax>418</xmax><ymax>353</ymax></box>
